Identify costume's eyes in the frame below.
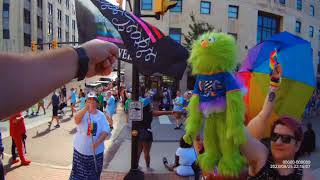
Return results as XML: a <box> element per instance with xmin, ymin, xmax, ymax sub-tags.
<box><xmin>208</xmin><ymin>37</ymin><xmax>215</xmax><ymax>43</ymax></box>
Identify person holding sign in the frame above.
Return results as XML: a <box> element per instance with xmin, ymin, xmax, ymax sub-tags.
<box><xmin>70</xmin><ymin>92</ymin><xmax>111</xmax><ymax>180</ymax></box>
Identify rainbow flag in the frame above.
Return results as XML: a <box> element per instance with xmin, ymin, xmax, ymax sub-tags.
<box><xmin>269</xmin><ymin>49</ymin><xmax>278</xmax><ymax>70</ymax></box>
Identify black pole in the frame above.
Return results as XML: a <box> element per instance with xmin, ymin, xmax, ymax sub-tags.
<box><xmin>117</xmin><ymin>59</ymin><xmax>121</xmax><ymax>99</ymax></box>
<box><xmin>124</xmin><ymin>0</ymin><xmax>144</xmax><ymax>179</ymax></box>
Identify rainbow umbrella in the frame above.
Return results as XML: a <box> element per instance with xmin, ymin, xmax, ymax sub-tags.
<box><xmin>237</xmin><ymin>31</ymin><xmax>316</xmax><ymax>136</ymax></box>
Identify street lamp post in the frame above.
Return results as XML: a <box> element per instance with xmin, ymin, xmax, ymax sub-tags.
<box><xmin>124</xmin><ymin>0</ymin><xmax>144</xmax><ymax>179</ymax></box>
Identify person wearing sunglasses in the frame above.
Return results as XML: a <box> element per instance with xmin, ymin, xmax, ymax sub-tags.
<box><xmin>239</xmin><ymin>64</ymin><xmax>315</xmax><ymax>180</ymax></box>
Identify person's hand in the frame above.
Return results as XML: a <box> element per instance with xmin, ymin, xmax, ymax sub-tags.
<box><xmin>81</xmin><ymin>39</ymin><xmax>119</xmax><ymax>77</ymax></box>
<box><xmin>92</xmin><ymin>141</ymin><xmax>99</xmax><ymax>150</ymax></box>
<box><xmin>270</xmin><ymin>63</ymin><xmax>282</xmax><ymax>91</ymax></box>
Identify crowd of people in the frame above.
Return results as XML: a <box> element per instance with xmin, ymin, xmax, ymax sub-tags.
<box><xmin>0</xmin><ymin>37</ymin><xmax>318</xmax><ymax>180</ymax></box>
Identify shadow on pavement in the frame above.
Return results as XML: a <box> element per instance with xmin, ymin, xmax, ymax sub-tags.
<box><xmin>3</xmin><ymin>157</ymin><xmax>23</xmax><ymax>174</ymax></box>
<box><xmin>60</xmin><ymin>116</ymin><xmax>72</xmax><ymax>124</ymax></box>
<box><xmin>69</xmin><ymin>127</ymin><xmax>77</xmax><ymax>135</ymax></box>
<box><xmin>32</xmin><ymin>126</ymin><xmax>53</xmax><ymax>139</ymax></box>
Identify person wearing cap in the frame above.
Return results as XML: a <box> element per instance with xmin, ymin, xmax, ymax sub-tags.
<box><xmin>70</xmin><ymin>91</ymin><xmax>111</xmax><ymax>180</ymax></box>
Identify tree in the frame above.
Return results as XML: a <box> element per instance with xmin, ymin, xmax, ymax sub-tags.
<box><xmin>183</xmin><ymin>13</ymin><xmax>216</xmax><ymax>50</ymax></box>
<box><xmin>183</xmin><ymin>14</ymin><xmax>215</xmax><ymax>89</ymax></box>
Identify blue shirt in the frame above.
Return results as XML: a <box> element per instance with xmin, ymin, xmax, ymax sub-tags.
<box><xmin>79</xmin><ymin>97</ymin><xmax>86</xmax><ymax>110</ymax></box>
<box><xmin>107</xmin><ymin>96</ymin><xmax>116</xmax><ymax>115</ymax></box>
<box><xmin>173</xmin><ymin>96</ymin><xmax>184</xmax><ymax>112</ymax></box>
<box><xmin>71</xmin><ymin>91</ymin><xmax>77</xmax><ymax>104</ymax></box>
<box><xmin>193</xmin><ymin>72</ymin><xmax>240</xmax><ymax>102</ymax></box>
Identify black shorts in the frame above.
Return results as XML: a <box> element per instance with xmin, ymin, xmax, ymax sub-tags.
<box><xmin>52</xmin><ymin>106</ymin><xmax>58</xmax><ymax>116</ymax></box>
<box><xmin>138</xmin><ymin>129</ymin><xmax>153</xmax><ymax>142</ymax></box>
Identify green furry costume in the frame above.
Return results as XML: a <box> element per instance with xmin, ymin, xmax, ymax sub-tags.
<box><xmin>183</xmin><ymin>32</ymin><xmax>246</xmax><ymax>176</ymax></box>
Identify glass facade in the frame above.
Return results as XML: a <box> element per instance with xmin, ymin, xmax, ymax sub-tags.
<box><xmin>257</xmin><ymin>13</ymin><xmax>280</xmax><ymax>43</ymax></box>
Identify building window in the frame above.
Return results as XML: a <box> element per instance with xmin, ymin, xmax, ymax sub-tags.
<box><xmin>58</xmin><ymin>9</ymin><xmax>62</xmax><ymax>21</ymax></box>
<box><xmin>309</xmin><ymin>26</ymin><xmax>314</xmax><ymax>38</ymax></box>
<box><xmin>3</xmin><ymin>29</ymin><xmax>10</xmax><ymax>39</ymax></box>
<box><xmin>3</xmin><ymin>2</ymin><xmax>10</xmax><ymax>39</ymax></box>
<box><xmin>37</xmin><ymin>0</ymin><xmax>42</xmax><ymax>8</ymax></box>
<box><xmin>310</xmin><ymin>5</ymin><xmax>315</xmax><ymax>16</ymax></box>
<box><xmin>58</xmin><ymin>27</ymin><xmax>62</xmax><ymax>39</ymax></box>
<box><xmin>72</xmin><ymin>20</ymin><xmax>76</xmax><ymax>30</ymax></box>
<box><xmin>169</xmin><ymin>28</ymin><xmax>182</xmax><ymax>44</ymax></box>
<box><xmin>279</xmin><ymin>0</ymin><xmax>285</xmax><ymax>5</ymax></box>
<box><xmin>170</xmin><ymin>0</ymin><xmax>182</xmax><ymax>12</ymax></box>
<box><xmin>48</xmin><ymin>22</ymin><xmax>53</xmax><ymax>37</ymax></box>
<box><xmin>65</xmin><ymin>15</ymin><xmax>69</xmax><ymax>27</ymax></box>
<box><xmin>257</xmin><ymin>12</ymin><xmax>280</xmax><ymax>43</ymax></box>
<box><xmin>200</xmin><ymin>1</ymin><xmax>211</xmax><ymax>15</ymax></box>
<box><xmin>66</xmin><ymin>0</ymin><xmax>70</xmax><ymax>9</ymax></box>
<box><xmin>3</xmin><ymin>3</ymin><xmax>9</xmax><ymax>18</ymax></box>
<box><xmin>141</xmin><ymin>0</ymin><xmax>152</xmax><ymax>10</ymax></box>
<box><xmin>228</xmin><ymin>5</ymin><xmax>239</xmax><ymax>19</ymax></box>
<box><xmin>295</xmin><ymin>21</ymin><xmax>301</xmax><ymax>33</ymax></box>
<box><xmin>37</xmin><ymin>38</ymin><xmax>43</xmax><ymax>50</ymax></box>
<box><xmin>24</xmin><ymin>9</ymin><xmax>31</xmax><ymax>24</ymax></box>
<box><xmin>24</xmin><ymin>33</ymin><xmax>31</xmax><ymax>47</ymax></box>
<box><xmin>37</xmin><ymin>16</ymin><xmax>43</xmax><ymax>30</ymax></box>
<box><xmin>48</xmin><ymin>2</ymin><xmax>53</xmax><ymax>15</ymax></box>
<box><xmin>65</xmin><ymin>31</ymin><xmax>69</xmax><ymax>42</ymax></box>
<box><xmin>72</xmin><ymin>35</ymin><xmax>76</xmax><ymax>45</ymax></box>
<box><xmin>296</xmin><ymin>0</ymin><xmax>302</xmax><ymax>10</ymax></box>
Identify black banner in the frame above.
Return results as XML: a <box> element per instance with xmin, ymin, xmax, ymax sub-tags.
<box><xmin>75</xmin><ymin>0</ymin><xmax>188</xmax><ymax>79</ymax></box>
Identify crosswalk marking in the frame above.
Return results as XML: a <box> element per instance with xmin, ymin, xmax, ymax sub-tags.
<box><xmin>158</xmin><ymin>115</ymin><xmax>172</xmax><ymax>124</ymax></box>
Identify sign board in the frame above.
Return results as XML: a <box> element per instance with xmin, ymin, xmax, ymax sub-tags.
<box><xmin>129</xmin><ymin>101</ymin><xmax>143</xmax><ymax>121</ymax></box>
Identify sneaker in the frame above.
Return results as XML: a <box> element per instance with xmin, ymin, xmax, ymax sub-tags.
<box><xmin>174</xmin><ymin>127</ymin><xmax>180</xmax><ymax>130</ymax></box>
<box><xmin>162</xmin><ymin>157</ymin><xmax>168</xmax><ymax>165</ymax></box>
<box><xmin>178</xmin><ymin>123</ymin><xmax>183</xmax><ymax>128</ymax></box>
<box><xmin>21</xmin><ymin>160</ymin><xmax>31</xmax><ymax>166</ymax></box>
<box><xmin>12</xmin><ymin>159</ymin><xmax>20</xmax><ymax>164</ymax></box>
<box><xmin>55</xmin><ymin>124</ymin><xmax>60</xmax><ymax>128</ymax></box>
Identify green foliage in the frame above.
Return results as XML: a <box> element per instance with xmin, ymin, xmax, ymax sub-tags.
<box><xmin>183</xmin><ymin>13</ymin><xmax>215</xmax><ymax>50</ymax></box>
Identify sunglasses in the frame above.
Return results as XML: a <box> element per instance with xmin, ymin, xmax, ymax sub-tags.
<box><xmin>271</xmin><ymin>132</ymin><xmax>296</xmax><ymax>144</ymax></box>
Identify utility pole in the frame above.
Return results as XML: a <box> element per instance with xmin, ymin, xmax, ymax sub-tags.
<box><xmin>124</xmin><ymin>1</ymin><xmax>176</xmax><ymax>179</ymax></box>
<box><xmin>124</xmin><ymin>0</ymin><xmax>144</xmax><ymax>179</ymax></box>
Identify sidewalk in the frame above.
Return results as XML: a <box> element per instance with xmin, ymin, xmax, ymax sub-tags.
<box><xmin>2</xmin><ymin>105</ymin><xmax>320</xmax><ymax>179</ymax></box>
<box><xmin>1</xmin><ymin>103</ymin><xmax>129</xmax><ymax>179</ymax></box>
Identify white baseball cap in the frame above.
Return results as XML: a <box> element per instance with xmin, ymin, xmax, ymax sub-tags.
<box><xmin>87</xmin><ymin>91</ymin><xmax>98</xmax><ymax>101</ymax></box>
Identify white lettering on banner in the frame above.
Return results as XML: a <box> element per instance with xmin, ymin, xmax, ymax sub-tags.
<box><xmin>98</xmin><ymin>0</ymin><xmax>157</xmax><ymax>63</ymax></box>
<box><xmin>119</xmin><ymin>48</ymin><xmax>132</xmax><ymax>61</ymax></box>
